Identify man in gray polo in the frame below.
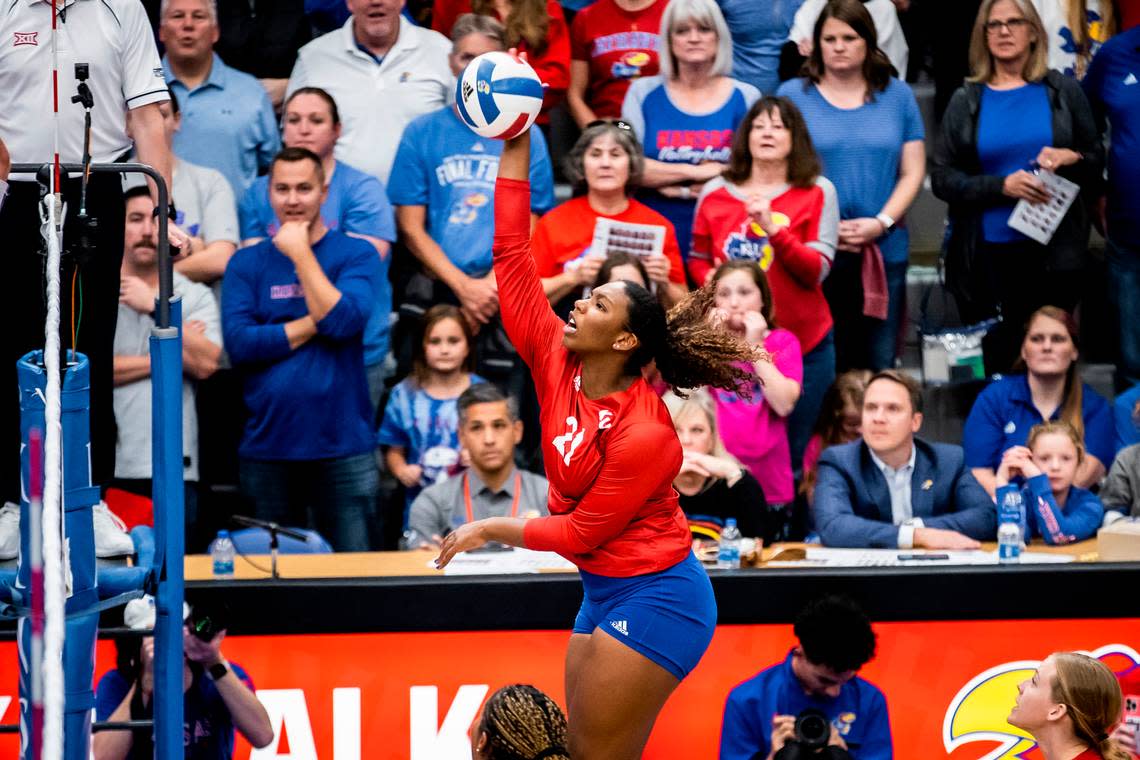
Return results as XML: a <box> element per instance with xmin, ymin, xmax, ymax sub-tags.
<box><xmin>406</xmin><ymin>383</ymin><xmax>548</xmax><ymax>549</ymax></box>
<box><xmin>113</xmin><ymin>186</ymin><xmax>222</xmax><ymax>549</ymax></box>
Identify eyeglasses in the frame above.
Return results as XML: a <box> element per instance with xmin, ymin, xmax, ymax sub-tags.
<box><xmin>985</xmin><ymin>17</ymin><xmax>1029</xmax><ymax>34</ymax></box>
<box><xmin>585</xmin><ymin>119</ymin><xmax>633</xmax><ymax>132</ymax></box>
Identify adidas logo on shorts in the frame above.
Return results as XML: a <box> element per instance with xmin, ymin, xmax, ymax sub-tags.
<box><xmin>610</xmin><ymin>619</ymin><xmax>629</xmax><ymax>636</ymax></box>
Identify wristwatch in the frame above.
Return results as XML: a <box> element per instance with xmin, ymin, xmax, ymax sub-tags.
<box><xmin>206</xmin><ymin>662</ymin><xmax>230</xmax><ymax>682</ymax></box>
<box><xmin>875</xmin><ymin>212</ymin><xmax>895</xmax><ymax>233</ymax></box>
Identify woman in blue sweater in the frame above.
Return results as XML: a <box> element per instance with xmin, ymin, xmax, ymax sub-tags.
<box><xmin>995</xmin><ymin>421</ymin><xmax>1104</xmax><ymax>545</ymax></box>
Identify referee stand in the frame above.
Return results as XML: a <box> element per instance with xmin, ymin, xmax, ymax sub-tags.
<box><xmin>0</xmin><ymin>162</ymin><xmax>185</xmax><ymax>760</ymax></box>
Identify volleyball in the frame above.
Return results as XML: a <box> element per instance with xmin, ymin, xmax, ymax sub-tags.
<box><xmin>454</xmin><ymin>52</ymin><xmax>544</xmax><ymax>140</ymax></box>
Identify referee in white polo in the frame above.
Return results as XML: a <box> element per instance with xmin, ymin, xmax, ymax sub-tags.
<box><xmin>0</xmin><ymin>0</ymin><xmax>181</xmax><ymax>509</ymax></box>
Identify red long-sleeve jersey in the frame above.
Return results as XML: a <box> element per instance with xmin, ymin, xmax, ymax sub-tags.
<box><xmin>494</xmin><ymin>177</ymin><xmax>692</xmax><ymax>577</ymax></box>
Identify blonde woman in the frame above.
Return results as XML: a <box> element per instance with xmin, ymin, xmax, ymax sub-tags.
<box><xmin>620</xmin><ymin>0</ymin><xmax>760</xmax><ymax>258</ymax></box>
<box><xmin>663</xmin><ymin>389</ymin><xmax>769</xmax><ymax>540</ymax></box>
<box><xmin>931</xmin><ymin>0</ymin><xmax>1102</xmax><ymax>374</ymax></box>
<box><xmin>1008</xmin><ymin>652</ymin><xmax>1130</xmax><ymax>760</ymax></box>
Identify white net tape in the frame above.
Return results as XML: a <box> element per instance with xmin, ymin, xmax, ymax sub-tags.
<box><xmin>38</xmin><ymin>194</ymin><xmax>66</xmax><ymax>760</ymax></box>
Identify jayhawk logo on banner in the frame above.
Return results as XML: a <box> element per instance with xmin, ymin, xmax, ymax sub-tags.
<box><xmin>943</xmin><ymin>644</ymin><xmax>1140</xmax><ymax>759</ymax></box>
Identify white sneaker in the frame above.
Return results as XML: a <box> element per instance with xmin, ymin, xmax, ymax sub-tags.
<box><xmin>92</xmin><ymin>501</ymin><xmax>134</xmax><ymax>558</ymax></box>
<box><xmin>0</xmin><ymin>502</ymin><xmax>19</xmax><ymax>561</ymax></box>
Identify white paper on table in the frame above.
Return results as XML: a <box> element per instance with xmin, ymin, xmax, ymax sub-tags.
<box><xmin>765</xmin><ymin>547</ymin><xmax>1075</xmax><ymax>568</ymax></box>
<box><xmin>432</xmin><ymin>547</ymin><xmax>578</xmax><ymax>576</ymax></box>
<box><xmin>1007</xmin><ymin>170</ymin><xmax>1080</xmax><ymax>244</ymax></box>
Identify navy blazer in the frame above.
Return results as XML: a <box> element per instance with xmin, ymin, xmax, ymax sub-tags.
<box><xmin>813</xmin><ymin>438</ymin><xmax>997</xmax><ymax>548</ymax></box>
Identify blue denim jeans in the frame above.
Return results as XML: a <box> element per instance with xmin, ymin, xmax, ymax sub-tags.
<box><xmin>238</xmin><ymin>453</ymin><xmax>378</xmax><ymax>552</ymax></box>
<box><xmin>1107</xmin><ymin>237</ymin><xmax>1140</xmax><ymax>388</ymax></box>
<box><xmin>787</xmin><ymin>331</ymin><xmax>836</xmax><ymax>476</ymax></box>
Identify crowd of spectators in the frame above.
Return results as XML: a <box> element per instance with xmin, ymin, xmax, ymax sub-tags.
<box><xmin>1</xmin><ymin>0</ymin><xmax>1138</xmax><ymax>561</ymax></box>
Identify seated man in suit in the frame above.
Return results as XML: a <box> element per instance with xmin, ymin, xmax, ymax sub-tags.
<box><xmin>814</xmin><ymin>370</ymin><xmax>997</xmax><ymax>549</ymax></box>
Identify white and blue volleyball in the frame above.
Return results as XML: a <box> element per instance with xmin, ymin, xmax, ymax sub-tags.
<box><xmin>455</xmin><ymin>52</ymin><xmax>544</xmax><ymax>140</ymax></box>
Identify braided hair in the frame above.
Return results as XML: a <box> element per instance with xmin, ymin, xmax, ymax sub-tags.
<box><xmin>622</xmin><ymin>282</ymin><xmax>760</xmax><ymax>399</ymax></box>
<box><xmin>478</xmin><ymin>684</ymin><xmax>569</xmax><ymax>760</ymax></box>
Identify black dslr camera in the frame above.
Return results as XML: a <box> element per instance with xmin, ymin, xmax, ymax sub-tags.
<box><xmin>187</xmin><ymin>599</ymin><xmax>230</xmax><ymax>643</ymax></box>
<box><xmin>772</xmin><ymin>709</ymin><xmax>851</xmax><ymax>760</ymax></box>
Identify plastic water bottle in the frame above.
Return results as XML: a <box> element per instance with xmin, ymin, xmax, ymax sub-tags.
<box><xmin>998</xmin><ymin>491</ymin><xmax>1023</xmax><ymax>565</ymax></box>
<box><xmin>717</xmin><ymin>518</ymin><xmax>742</xmax><ymax>570</ymax></box>
<box><xmin>212</xmin><ymin>530</ymin><xmax>235</xmax><ymax>579</ymax></box>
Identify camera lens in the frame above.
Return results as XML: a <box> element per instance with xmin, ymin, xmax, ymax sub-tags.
<box><xmin>794</xmin><ymin>709</ymin><xmax>831</xmax><ymax>750</ymax></box>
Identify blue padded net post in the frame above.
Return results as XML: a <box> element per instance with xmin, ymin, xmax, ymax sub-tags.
<box><xmin>151</xmin><ymin>295</ymin><xmax>184</xmax><ymax>760</ymax></box>
<box><xmin>16</xmin><ymin>352</ymin><xmax>101</xmax><ymax>760</ymax></box>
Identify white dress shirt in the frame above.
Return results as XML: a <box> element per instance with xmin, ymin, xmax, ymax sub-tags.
<box><xmin>868</xmin><ymin>444</ymin><xmax>922</xmax><ymax>549</ymax></box>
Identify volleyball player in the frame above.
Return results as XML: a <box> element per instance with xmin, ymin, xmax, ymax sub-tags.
<box><xmin>435</xmin><ymin>104</ymin><xmax>758</xmax><ymax>758</ymax></box>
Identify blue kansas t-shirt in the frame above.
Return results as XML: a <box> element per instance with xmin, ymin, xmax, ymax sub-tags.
<box><xmin>239</xmin><ymin>161</ymin><xmax>397</xmax><ymax>366</ymax></box>
<box><xmin>623</xmin><ymin>75</ymin><xmax>760</xmax><ymax>261</ymax></box>
<box><xmin>387</xmin><ymin>107</ymin><xmax>555</xmax><ymax>277</ymax></box>
<box><xmin>95</xmin><ymin>663</ymin><xmax>255</xmax><ymax>760</ymax></box>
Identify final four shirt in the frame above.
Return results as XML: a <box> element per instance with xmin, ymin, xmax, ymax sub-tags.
<box><xmin>570</xmin><ymin>0</ymin><xmax>667</xmax><ymax>119</ymax></box>
<box><xmin>387</xmin><ymin>106</ymin><xmax>555</xmax><ymax>277</ymax></box>
<box><xmin>495</xmin><ymin>177</ymin><xmax>692</xmax><ymax>577</ymax></box>
<box><xmin>690</xmin><ymin>176</ymin><xmax>838</xmax><ymax>354</ymax></box>
<box><xmin>622</xmin><ymin>75</ymin><xmax>760</xmax><ymax>259</ymax></box>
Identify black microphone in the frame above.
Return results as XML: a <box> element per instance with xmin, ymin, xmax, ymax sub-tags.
<box><xmin>230</xmin><ymin>514</ymin><xmax>309</xmax><ymax>542</ymax></box>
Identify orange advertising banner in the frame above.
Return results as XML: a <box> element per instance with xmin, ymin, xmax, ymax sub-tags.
<box><xmin>0</xmin><ymin>618</ymin><xmax>1137</xmax><ymax>758</ymax></box>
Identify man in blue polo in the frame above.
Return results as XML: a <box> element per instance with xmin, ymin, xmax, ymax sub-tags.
<box><xmin>1084</xmin><ymin>21</ymin><xmax>1140</xmax><ymax>391</ymax></box>
<box><xmin>222</xmin><ymin>147</ymin><xmax>381</xmax><ymax>551</ymax></box>
<box><xmin>720</xmin><ymin>595</ymin><xmax>892</xmax><ymax>760</ymax></box>
<box><xmin>161</xmin><ymin>0</ymin><xmax>280</xmax><ymax>196</ymax></box>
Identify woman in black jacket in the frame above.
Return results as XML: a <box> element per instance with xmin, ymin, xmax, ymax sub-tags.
<box><xmin>931</xmin><ymin>0</ymin><xmax>1102</xmax><ymax>374</ymax></box>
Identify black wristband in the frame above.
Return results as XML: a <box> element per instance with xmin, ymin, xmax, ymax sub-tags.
<box><xmin>206</xmin><ymin>662</ymin><xmax>229</xmax><ymax>681</ymax></box>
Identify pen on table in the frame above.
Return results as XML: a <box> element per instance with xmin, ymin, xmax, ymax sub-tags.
<box><xmin>897</xmin><ymin>553</ymin><xmax>951</xmax><ymax>561</ymax></box>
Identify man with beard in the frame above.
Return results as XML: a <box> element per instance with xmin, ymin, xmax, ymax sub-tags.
<box><xmin>113</xmin><ymin>186</ymin><xmax>222</xmax><ymax>541</ymax></box>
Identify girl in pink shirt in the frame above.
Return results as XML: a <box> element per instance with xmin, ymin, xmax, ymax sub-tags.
<box><xmin>709</xmin><ymin>261</ymin><xmax>803</xmax><ymax>511</ymax></box>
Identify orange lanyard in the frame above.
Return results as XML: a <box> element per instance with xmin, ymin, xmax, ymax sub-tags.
<box><xmin>464</xmin><ymin>471</ymin><xmax>522</xmax><ymax>523</ymax></box>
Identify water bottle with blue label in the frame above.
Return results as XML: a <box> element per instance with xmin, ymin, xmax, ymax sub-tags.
<box><xmin>212</xmin><ymin>529</ymin><xmax>235</xmax><ymax>579</ymax></box>
<box><xmin>717</xmin><ymin>518</ymin><xmax>742</xmax><ymax>570</ymax></box>
<box><xmin>998</xmin><ymin>490</ymin><xmax>1024</xmax><ymax>564</ymax></box>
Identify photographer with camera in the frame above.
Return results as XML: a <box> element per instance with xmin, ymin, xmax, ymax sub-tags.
<box><xmin>92</xmin><ymin>596</ymin><xmax>274</xmax><ymax>760</ymax></box>
<box><xmin>719</xmin><ymin>595</ymin><xmax>892</xmax><ymax>760</ymax></box>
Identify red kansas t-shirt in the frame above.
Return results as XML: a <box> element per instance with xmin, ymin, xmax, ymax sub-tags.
<box><xmin>570</xmin><ymin>0</ymin><xmax>666</xmax><ymax>119</ymax></box>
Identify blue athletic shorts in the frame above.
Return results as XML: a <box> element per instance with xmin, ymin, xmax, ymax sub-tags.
<box><xmin>573</xmin><ymin>552</ymin><xmax>717</xmax><ymax>680</ymax></box>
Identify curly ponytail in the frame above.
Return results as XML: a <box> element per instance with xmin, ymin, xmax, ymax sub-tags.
<box><xmin>622</xmin><ymin>282</ymin><xmax>760</xmax><ymax>398</ymax></box>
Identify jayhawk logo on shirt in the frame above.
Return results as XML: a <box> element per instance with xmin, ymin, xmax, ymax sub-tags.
<box><xmin>448</xmin><ymin>192</ymin><xmax>489</xmax><ymax>225</ymax></box>
<box><xmin>612</xmin><ymin>50</ymin><xmax>651</xmax><ymax>79</ymax></box>
<box><xmin>722</xmin><ymin>213</ymin><xmax>791</xmax><ymax>272</ymax></box>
